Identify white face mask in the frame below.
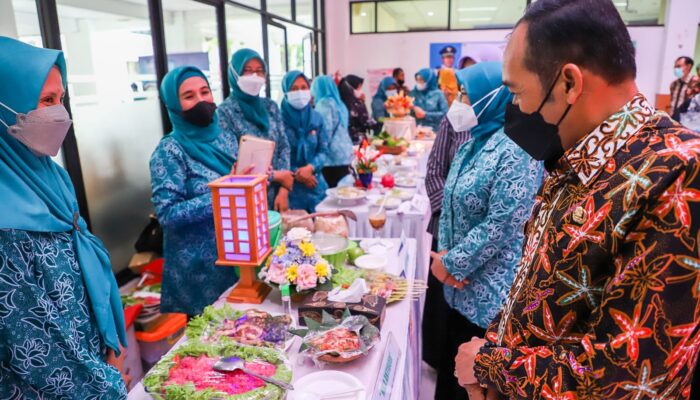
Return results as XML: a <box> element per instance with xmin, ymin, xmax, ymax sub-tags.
<box><xmin>446</xmin><ymin>86</ymin><xmax>503</xmax><ymax>132</ymax></box>
<box><xmin>385</xmin><ymin>89</ymin><xmax>398</xmax><ymax>98</ymax></box>
<box><xmin>287</xmin><ymin>90</ymin><xmax>311</xmax><ymax>110</ymax></box>
<box><xmin>416</xmin><ymin>82</ymin><xmax>427</xmax><ymax>91</ymax></box>
<box><xmin>0</xmin><ymin>101</ymin><xmax>72</xmax><ymax>157</ymax></box>
<box><xmin>230</xmin><ymin>65</ymin><xmax>266</xmax><ymax>96</ymax></box>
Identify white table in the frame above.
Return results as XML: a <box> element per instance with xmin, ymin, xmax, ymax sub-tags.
<box><xmin>128</xmin><ymin>238</ymin><xmax>428</xmax><ymax>400</ymax></box>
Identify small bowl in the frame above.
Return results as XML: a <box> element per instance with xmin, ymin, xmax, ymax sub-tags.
<box><xmin>353</xmin><ymin>254</ymin><xmax>388</xmax><ymax>271</ymax></box>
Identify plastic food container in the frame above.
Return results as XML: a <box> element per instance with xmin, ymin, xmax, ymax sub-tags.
<box><xmin>135</xmin><ymin>313</ymin><xmax>187</xmax><ymax>371</ymax></box>
<box><xmin>312</xmin><ymin>233</ymin><xmax>349</xmax><ymax>268</ymax></box>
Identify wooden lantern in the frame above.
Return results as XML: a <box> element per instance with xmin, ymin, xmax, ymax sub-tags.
<box><xmin>209</xmin><ymin>174</ymin><xmax>272</xmax><ymax>304</ymax></box>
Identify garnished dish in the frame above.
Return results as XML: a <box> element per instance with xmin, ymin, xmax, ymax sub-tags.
<box><xmin>363</xmin><ymin>271</ymin><xmax>427</xmax><ymax>304</ymax></box>
<box><xmin>334</xmin><ymin>186</ymin><xmax>367</xmax><ymax>200</ymax></box>
<box><xmin>143</xmin><ymin>341</ymin><xmax>292</xmax><ymax>399</ymax></box>
<box><xmin>292</xmin><ymin>310</ymin><xmax>380</xmax><ymax>365</ymax></box>
<box><xmin>188</xmin><ymin>306</ymin><xmax>292</xmax><ymax>349</ymax></box>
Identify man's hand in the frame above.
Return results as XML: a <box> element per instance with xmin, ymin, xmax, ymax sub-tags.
<box><xmin>430</xmin><ymin>250</ymin><xmax>468</xmax><ymax>289</ymax></box>
<box><xmin>455</xmin><ymin>337</ymin><xmax>487</xmax><ymax>387</ymax></box>
<box><xmin>273</xmin><ymin>170</ymin><xmax>294</xmax><ymax>191</ymax></box>
<box><xmin>274</xmin><ymin>188</ymin><xmax>289</xmax><ymax>212</ymax></box>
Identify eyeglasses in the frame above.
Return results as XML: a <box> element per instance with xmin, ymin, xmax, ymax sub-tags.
<box><xmin>242</xmin><ymin>68</ymin><xmax>266</xmax><ymax>76</ymax></box>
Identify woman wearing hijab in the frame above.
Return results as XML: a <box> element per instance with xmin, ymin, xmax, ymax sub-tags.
<box><xmin>339</xmin><ymin>74</ymin><xmax>376</xmax><ymax>143</ymax></box>
<box><xmin>150</xmin><ymin>66</ymin><xmax>240</xmax><ymax>317</ymax></box>
<box><xmin>218</xmin><ymin>48</ymin><xmax>293</xmax><ymax>211</ymax></box>
<box><xmin>280</xmin><ymin>70</ymin><xmax>329</xmax><ymax>211</ymax></box>
<box><xmin>0</xmin><ymin>37</ymin><xmax>127</xmax><ymax>398</ymax></box>
<box><xmin>311</xmin><ymin>75</ymin><xmax>353</xmax><ymax>188</ymax></box>
<box><xmin>371</xmin><ymin>76</ymin><xmax>398</xmax><ymax>122</ymax></box>
<box><xmin>410</xmin><ymin>68</ymin><xmax>448</xmax><ymax>132</ymax></box>
<box><xmin>429</xmin><ymin>62</ymin><xmax>543</xmax><ymax>399</ymax></box>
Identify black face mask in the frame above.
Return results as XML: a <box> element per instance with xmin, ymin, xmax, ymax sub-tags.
<box><xmin>182</xmin><ymin>101</ymin><xmax>217</xmax><ymax>127</ymax></box>
<box><xmin>504</xmin><ymin>70</ymin><xmax>572</xmax><ymax>168</ymax></box>
<box><xmin>397</xmin><ymin>79</ymin><xmax>405</xmax><ymax>87</ymax></box>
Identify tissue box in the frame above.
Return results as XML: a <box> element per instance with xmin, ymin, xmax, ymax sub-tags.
<box><xmin>298</xmin><ymin>291</ymin><xmax>386</xmax><ymax>329</ymax></box>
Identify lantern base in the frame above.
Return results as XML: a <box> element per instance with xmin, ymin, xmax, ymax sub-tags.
<box><xmin>226</xmin><ymin>279</ymin><xmax>271</xmax><ymax>304</ymax></box>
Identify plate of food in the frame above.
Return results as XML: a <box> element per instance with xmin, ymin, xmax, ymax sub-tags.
<box><xmin>388</xmin><ymin>188</ymin><xmax>415</xmax><ymax>201</ymax></box>
<box><xmin>372</xmin><ymin>196</ymin><xmax>401</xmax><ymax>210</ymax></box>
<box><xmin>143</xmin><ymin>340</ymin><xmax>292</xmax><ymax>400</ymax></box>
<box><xmin>362</xmin><ymin>271</ymin><xmax>427</xmax><ymax>304</ymax></box>
<box><xmin>291</xmin><ymin>310</ymin><xmax>380</xmax><ymax>365</ymax></box>
<box><xmin>187</xmin><ymin>306</ymin><xmax>293</xmax><ymax>350</ymax></box>
<box><xmin>291</xmin><ymin>371</ymin><xmax>366</xmax><ymax>400</ymax></box>
<box><xmin>327</xmin><ymin>187</ymin><xmax>367</xmax><ymax>205</ymax></box>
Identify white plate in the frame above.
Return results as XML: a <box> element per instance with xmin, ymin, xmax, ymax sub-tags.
<box><xmin>291</xmin><ymin>371</ymin><xmax>366</xmax><ymax>400</ymax></box>
<box><xmin>354</xmin><ymin>254</ymin><xmax>388</xmax><ymax>270</ymax></box>
<box><xmin>359</xmin><ymin>239</ymin><xmax>394</xmax><ymax>254</ymax></box>
<box><xmin>389</xmin><ymin>188</ymin><xmax>415</xmax><ymax>201</ymax></box>
<box><xmin>326</xmin><ymin>188</ymin><xmax>367</xmax><ymax>206</ymax></box>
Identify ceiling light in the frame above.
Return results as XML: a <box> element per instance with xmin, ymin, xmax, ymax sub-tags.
<box><xmin>360</xmin><ymin>12</ymin><xmax>367</xmax><ymax>16</ymax></box>
<box><xmin>458</xmin><ymin>7</ymin><xmax>497</xmax><ymax>12</ymax></box>
<box><xmin>427</xmin><ymin>11</ymin><xmax>434</xmax><ymax>16</ymax></box>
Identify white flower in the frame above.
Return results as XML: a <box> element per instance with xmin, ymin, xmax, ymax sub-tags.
<box><xmin>286</xmin><ymin>227</ymin><xmax>312</xmax><ymax>243</ymax></box>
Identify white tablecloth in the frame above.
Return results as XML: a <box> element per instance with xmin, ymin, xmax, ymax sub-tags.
<box><xmin>382</xmin><ymin>117</ymin><xmax>416</xmax><ymax>140</ymax></box>
<box><xmin>128</xmin><ymin>239</ymin><xmax>428</xmax><ymax>400</ymax></box>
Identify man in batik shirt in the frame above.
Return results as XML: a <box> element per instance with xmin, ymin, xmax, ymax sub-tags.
<box><xmin>453</xmin><ymin>1</ymin><xmax>700</xmax><ymax>399</ymax></box>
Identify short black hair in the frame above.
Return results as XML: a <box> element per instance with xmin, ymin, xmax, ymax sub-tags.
<box><xmin>392</xmin><ymin>68</ymin><xmax>403</xmax><ymax>77</ymax></box>
<box><xmin>517</xmin><ymin>0</ymin><xmax>636</xmax><ymax>88</ymax></box>
<box><xmin>676</xmin><ymin>56</ymin><xmax>695</xmax><ymax>67</ymax></box>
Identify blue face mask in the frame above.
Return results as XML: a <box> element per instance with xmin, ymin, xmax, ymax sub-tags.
<box><xmin>674</xmin><ymin>67</ymin><xmax>684</xmax><ymax>79</ymax></box>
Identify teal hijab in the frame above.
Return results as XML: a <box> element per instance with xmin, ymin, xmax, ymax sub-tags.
<box><xmin>281</xmin><ymin>70</ymin><xmax>324</xmax><ymax>165</ymax></box>
<box><xmin>414</xmin><ymin>68</ymin><xmax>438</xmax><ymax>92</ymax></box>
<box><xmin>311</xmin><ymin>75</ymin><xmax>348</xmax><ymax>128</ymax></box>
<box><xmin>455</xmin><ymin>62</ymin><xmax>512</xmax><ymax>140</ymax></box>
<box><xmin>227</xmin><ymin>48</ymin><xmax>270</xmax><ymax>133</ymax></box>
<box><xmin>161</xmin><ymin>66</ymin><xmax>234</xmax><ymax>175</ymax></box>
<box><xmin>373</xmin><ymin>76</ymin><xmax>397</xmax><ymax>103</ymax></box>
<box><xmin>0</xmin><ymin>37</ymin><xmax>126</xmax><ymax>353</ymax></box>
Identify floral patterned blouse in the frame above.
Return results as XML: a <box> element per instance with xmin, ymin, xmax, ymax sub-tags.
<box><xmin>474</xmin><ymin>95</ymin><xmax>700</xmax><ymax>399</ymax></box>
<box><xmin>439</xmin><ymin>129</ymin><xmax>543</xmax><ymax>328</ymax></box>
<box><xmin>314</xmin><ymin>99</ymin><xmax>354</xmax><ymax>167</ymax></box>
<box><xmin>0</xmin><ymin>229</ymin><xmax>126</xmax><ymax>399</ymax></box>
<box><xmin>410</xmin><ymin>88</ymin><xmax>448</xmax><ymax>132</ymax></box>
<box><xmin>217</xmin><ymin>96</ymin><xmax>291</xmax><ymax>207</ymax></box>
<box><xmin>150</xmin><ymin>135</ymin><xmax>239</xmax><ymax>316</ymax></box>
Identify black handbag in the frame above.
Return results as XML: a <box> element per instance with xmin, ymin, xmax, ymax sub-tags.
<box><xmin>134</xmin><ymin>214</ymin><xmax>163</xmax><ymax>255</ymax></box>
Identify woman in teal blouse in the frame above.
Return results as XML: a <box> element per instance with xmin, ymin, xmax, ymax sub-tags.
<box><xmin>149</xmin><ymin>66</ymin><xmax>239</xmax><ymax>316</ymax></box>
<box><xmin>218</xmin><ymin>49</ymin><xmax>294</xmax><ymax>211</ymax></box>
<box><xmin>430</xmin><ymin>62</ymin><xmax>543</xmax><ymax>399</ymax></box>
<box><xmin>311</xmin><ymin>75</ymin><xmax>354</xmax><ymax>188</ymax></box>
<box><xmin>410</xmin><ymin>68</ymin><xmax>448</xmax><ymax>132</ymax></box>
<box><xmin>371</xmin><ymin>76</ymin><xmax>398</xmax><ymax>122</ymax></box>
<box><xmin>280</xmin><ymin>70</ymin><xmax>329</xmax><ymax>211</ymax></box>
<box><xmin>0</xmin><ymin>37</ymin><xmax>127</xmax><ymax>399</ymax></box>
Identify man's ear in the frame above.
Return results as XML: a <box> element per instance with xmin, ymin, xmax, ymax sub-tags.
<box><xmin>561</xmin><ymin>63</ymin><xmax>584</xmax><ymax>104</ymax></box>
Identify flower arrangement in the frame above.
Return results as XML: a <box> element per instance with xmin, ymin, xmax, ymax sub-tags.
<box><xmin>259</xmin><ymin>228</ymin><xmax>333</xmax><ymax>294</ymax></box>
<box><xmin>353</xmin><ymin>139</ymin><xmax>383</xmax><ymax>174</ymax></box>
<box><xmin>384</xmin><ymin>92</ymin><xmax>414</xmax><ymax>117</ymax></box>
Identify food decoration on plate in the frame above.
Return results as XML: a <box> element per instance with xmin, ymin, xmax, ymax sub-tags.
<box><xmin>291</xmin><ymin>309</ymin><xmax>380</xmax><ymax>364</ymax></box>
<box><xmin>331</xmin><ymin>264</ymin><xmax>364</xmax><ymax>289</ymax></box>
<box><xmin>333</xmin><ymin>186</ymin><xmax>367</xmax><ymax>200</ymax></box>
<box><xmin>258</xmin><ymin>228</ymin><xmax>334</xmax><ymax>295</ymax></box>
<box><xmin>187</xmin><ymin>305</ymin><xmax>292</xmax><ymax>348</ymax></box>
<box><xmin>121</xmin><ymin>282</ymin><xmax>161</xmax><ymax>308</ymax></box>
<box><xmin>384</xmin><ymin>92</ymin><xmax>413</xmax><ymax>118</ymax></box>
<box><xmin>370</xmin><ymin>131</ymin><xmax>408</xmax><ymax>155</ymax></box>
<box><xmin>361</xmin><ymin>271</ymin><xmax>427</xmax><ymax>304</ymax></box>
<box><xmin>143</xmin><ymin>340</ymin><xmax>292</xmax><ymax>399</ymax></box>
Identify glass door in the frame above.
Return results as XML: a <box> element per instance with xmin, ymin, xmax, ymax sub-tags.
<box><xmin>267</xmin><ymin>20</ymin><xmax>288</xmax><ymax>102</ymax></box>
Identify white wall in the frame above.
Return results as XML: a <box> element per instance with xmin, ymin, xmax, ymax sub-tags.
<box><xmin>326</xmin><ymin>0</ymin><xmax>699</xmax><ymax>106</ymax></box>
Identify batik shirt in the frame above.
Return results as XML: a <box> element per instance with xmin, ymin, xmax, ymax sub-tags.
<box><xmin>218</xmin><ymin>96</ymin><xmax>291</xmax><ymax>207</ymax></box>
<box><xmin>314</xmin><ymin>99</ymin><xmax>353</xmax><ymax>167</ymax></box>
<box><xmin>410</xmin><ymin>88</ymin><xmax>448</xmax><ymax>132</ymax></box>
<box><xmin>474</xmin><ymin>94</ymin><xmax>700</xmax><ymax>399</ymax></box>
<box><xmin>0</xmin><ymin>230</ymin><xmax>126</xmax><ymax>399</ymax></box>
<box><xmin>439</xmin><ymin>129</ymin><xmax>542</xmax><ymax>328</ymax></box>
<box><xmin>150</xmin><ymin>135</ymin><xmax>239</xmax><ymax>316</ymax></box>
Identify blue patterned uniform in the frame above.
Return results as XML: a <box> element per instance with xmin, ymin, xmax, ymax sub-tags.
<box><xmin>218</xmin><ymin>96</ymin><xmax>291</xmax><ymax>206</ymax></box>
<box><xmin>410</xmin><ymin>88</ymin><xmax>448</xmax><ymax>132</ymax></box>
<box><xmin>439</xmin><ymin>130</ymin><xmax>543</xmax><ymax>328</ymax></box>
<box><xmin>0</xmin><ymin>229</ymin><xmax>126</xmax><ymax>399</ymax></box>
<box><xmin>150</xmin><ymin>134</ymin><xmax>239</xmax><ymax>316</ymax></box>
<box><xmin>314</xmin><ymin>99</ymin><xmax>353</xmax><ymax>167</ymax></box>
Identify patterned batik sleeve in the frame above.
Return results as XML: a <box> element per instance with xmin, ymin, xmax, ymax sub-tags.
<box><xmin>425</xmin><ymin>118</ymin><xmax>453</xmax><ymax>214</ymax></box>
<box><xmin>422</xmin><ymin>90</ymin><xmax>448</xmax><ymax>129</ymax></box>
<box><xmin>0</xmin><ymin>232</ymin><xmax>126</xmax><ymax>400</ymax></box>
<box><xmin>442</xmin><ymin>145</ymin><xmax>542</xmax><ymax>281</ymax></box>
<box><xmin>149</xmin><ymin>140</ymin><xmax>213</xmax><ymax>229</ymax></box>
<box><xmin>474</xmin><ymin>160</ymin><xmax>700</xmax><ymax>399</ymax></box>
